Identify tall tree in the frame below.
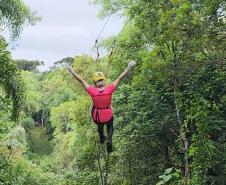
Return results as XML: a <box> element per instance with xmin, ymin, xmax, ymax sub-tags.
<box><xmin>0</xmin><ymin>38</ymin><xmax>24</xmax><ymax>120</ymax></box>
<box><xmin>0</xmin><ymin>0</ymin><xmax>39</xmax><ymax>39</ymax></box>
<box><xmin>0</xmin><ymin>0</ymin><xmax>38</xmax><ymax>119</ymax></box>
<box><xmin>14</xmin><ymin>59</ymin><xmax>44</xmax><ymax>72</ymax></box>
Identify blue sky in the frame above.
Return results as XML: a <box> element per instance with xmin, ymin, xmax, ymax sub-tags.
<box><xmin>11</xmin><ymin>0</ymin><xmax>123</xmax><ymax>70</ymax></box>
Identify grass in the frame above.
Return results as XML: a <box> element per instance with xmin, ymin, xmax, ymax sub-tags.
<box><xmin>30</xmin><ymin>126</ymin><xmax>52</xmax><ymax>155</ymax></box>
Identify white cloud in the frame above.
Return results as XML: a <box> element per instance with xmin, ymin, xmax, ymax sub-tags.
<box><xmin>11</xmin><ymin>0</ymin><xmax>123</xmax><ymax>70</ymax></box>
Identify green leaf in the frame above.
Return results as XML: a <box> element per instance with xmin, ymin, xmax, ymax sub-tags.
<box><xmin>165</xmin><ymin>167</ymin><xmax>173</xmax><ymax>174</ymax></box>
<box><xmin>162</xmin><ymin>175</ymin><xmax>172</xmax><ymax>182</ymax></box>
<box><xmin>156</xmin><ymin>180</ymin><xmax>165</xmax><ymax>185</ymax></box>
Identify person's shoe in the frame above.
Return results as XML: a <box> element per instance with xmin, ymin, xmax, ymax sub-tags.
<box><xmin>107</xmin><ymin>142</ymin><xmax>112</xmax><ymax>153</ymax></box>
<box><xmin>100</xmin><ymin>135</ymin><xmax>106</xmax><ymax>144</ymax></box>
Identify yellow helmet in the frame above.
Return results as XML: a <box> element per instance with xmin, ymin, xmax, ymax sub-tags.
<box><xmin>92</xmin><ymin>72</ymin><xmax>105</xmax><ymax>82</ymax></box>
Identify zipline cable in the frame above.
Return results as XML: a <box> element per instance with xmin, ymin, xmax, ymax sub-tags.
<box><xmin>96</xmin><ymin>14</ymin><xmax>112</xmax><ymax>42</ymax></box>
<box><xmin>94</xmin><ymin>14</ymin><xmax>112</xmax><ymax>71</ymax></box>
<box><xmin>63</xmin><ymin>15</ymin><xmax>111</xmax><ymax>71</ymax></box>
<box><xmin>94</xmin><ymin>14</ymin><xmax>131</xmax><ymax>76</ymax></box>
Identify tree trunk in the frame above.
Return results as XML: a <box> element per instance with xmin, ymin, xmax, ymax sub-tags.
<box><xmin>171</xmin><ymin>41</ymin><xmax>190</xmax><ymax>185</ymax></box>
<box><xmin>64</xmin><ymin>116</ymin><xmax>69</xmax><ymax>133</ymax></box>
<box><xmin>41</xmin><ymin>109</ymin><xmax>44</xmax><ymax>126</ymax></box>
<box><xmin>173</xmin><ymin>90</ymin><xmax>190</xmax><ymax>185</ymax></box>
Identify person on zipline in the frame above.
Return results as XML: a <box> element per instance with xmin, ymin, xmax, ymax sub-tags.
<box><xmin>66</xmin><ymin>61</ymin><xmax>136</xmax><ymax>153</ymax></box>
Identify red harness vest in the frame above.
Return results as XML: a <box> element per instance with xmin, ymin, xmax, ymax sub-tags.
<box><xmin>86</xmin><ymin>84</ymin><xmax>116</xmax><ymax>124</ymax></box>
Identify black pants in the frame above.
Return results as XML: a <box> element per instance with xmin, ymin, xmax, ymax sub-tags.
<box><xmin>97</xmin><ymin>117</ymin><xmax>114</xmax><ymax>144</ymax></box>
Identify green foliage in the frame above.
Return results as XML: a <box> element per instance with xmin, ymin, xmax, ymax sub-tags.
<box><xmin>0</xmin><ymin>0</ymin><xmax>40</xmax><ymax>39</ymax></box>
<box><xmin>20</xmin><ymin>117</ymin><xmax>34</xmax><ymax>131</ymax></box>
<box><xmin>0</xmin><ymin>38</ymin><xmax>24</xmax><ymax>120</ymax></box>
<box><xmin>6</xmin><ymin>126</ymin><xmax>27</xmax><ymax>153</ymax></box>
<box><xmin>0</xmin><ymin>154</ymin><xmax>67</xmax><ymax>185</ymax></box>
<box><xmin>21</xmin><ymin>71</ymin><xmax>42</xmax><ymax>115</ymax></box>
<box><xmin>0</xmin><ymin>0</ymin><xmax>225</xmax><ymax>184</ymax></box>
<box><xmin>157</xmin><ymin>168</ymin><xmax>182</xmax><ymax>185</ymax></box>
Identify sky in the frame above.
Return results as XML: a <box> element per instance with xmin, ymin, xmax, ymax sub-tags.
<box><xmin>11</xmin><ymin>0</ymin><xmax>123</xmax><ymax>71</ymax></box>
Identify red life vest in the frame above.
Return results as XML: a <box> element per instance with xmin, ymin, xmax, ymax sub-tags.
<box><xmin>86</xmin><ymin>84</ymin><xmax>116</xmax><ymax>124</ymax></box>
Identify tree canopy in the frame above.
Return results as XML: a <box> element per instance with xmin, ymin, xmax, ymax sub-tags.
<box><xmin>0</xmin><ymin>0</ymin><xmax>225</xmax><ymax>185</ymax></box>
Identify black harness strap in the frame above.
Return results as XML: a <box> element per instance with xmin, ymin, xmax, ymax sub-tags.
<box><xmin>92</xmin><ymin>106</ymin><xmax>112</xmax><ymax>124</ymax></box>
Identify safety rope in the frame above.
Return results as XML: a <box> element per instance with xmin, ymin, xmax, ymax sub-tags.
<box><xmin>97</xmin><ymin>143</ymin><xmax>104</xmax><ymax>185</ymax></box>
<box><xmin>106</xmin><ymin>39</ymin><xmax>116</xmax><ymax>79</ymax></box>
<box><xmin>93</xmin><ymin>128</ymin><xmax>104</xmax><ymax>185</ymax></box>
<box><xmin>95</xmin><ymin>39</ymin><xmax>101</xmax><ymax>71</ymax></box>
<box><xmin>94</xmin><ymin>14</ymin><xmax>132</xmax><ymax>78</ymax></box>
<box><xmin>105</xmin><ymin>20</ymin><xmax>131</xmax><ymax>79</ymax></box>
<box><xmin>93</xmin><ymin>126</ymin><xmax>110</xmax><ymax>185</ymax></box>
<box><xmin>103</xmin><ymin>153</ymin><xmax>110</xmax><ymax>185</ymax></box>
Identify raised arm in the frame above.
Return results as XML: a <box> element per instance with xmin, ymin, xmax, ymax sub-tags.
<box><xmin>113</xmin><ymin>61</ymin><xmax>136</xmax><ymax>88</ymax></box>
<box><xmin>65</xmin><ymin>64</ymin><xmax>89</xmax><ymax>90</ymax></box>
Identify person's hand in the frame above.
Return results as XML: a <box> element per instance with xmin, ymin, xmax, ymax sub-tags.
<box><xmin>64</xmin><ymin>63</ymin><xmax>74</xmax><ymax>74</ymax></box>
<box><xmin>127</xmin><ymin>60</ymin><xmax>136</xmax><ymax>70</ymax></box>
